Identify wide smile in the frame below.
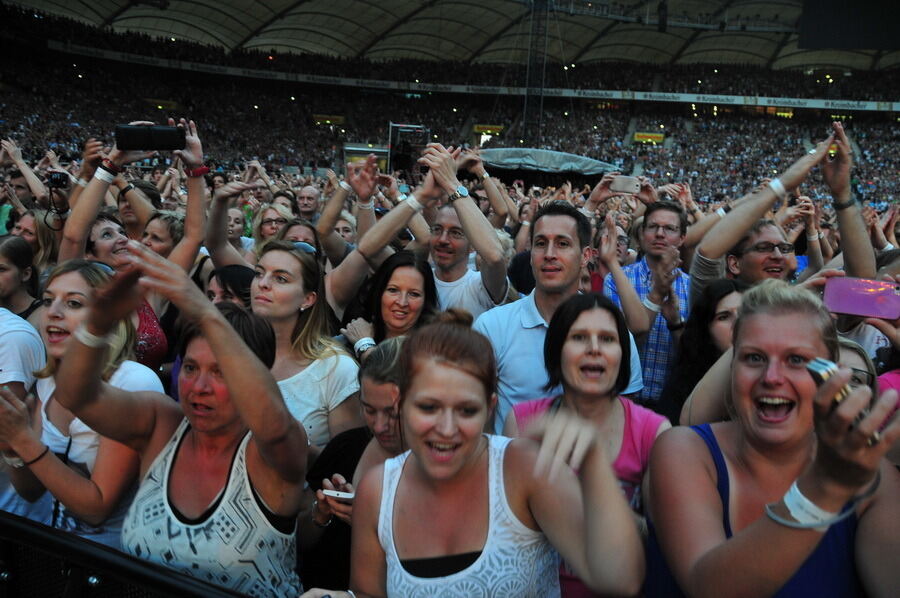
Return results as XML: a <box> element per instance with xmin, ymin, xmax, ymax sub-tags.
<box><xmin>754</xmin><ymin>396</ymin><xmax>796</xmax><ymax>423</ymax></box>
<box><xmin>45</xmin><ymin>326</ymin><xmax>70</xmax><ymax>343</ymax></box>
<box><xmin>425</xmin><ymin>441</ymin><xmax>461</xmax><ymax>463</ymax></box>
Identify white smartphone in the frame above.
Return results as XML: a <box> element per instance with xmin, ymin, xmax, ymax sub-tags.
<box><xmin>322</xmin><ymin>489</ymin><xmax>355</xmax><ymax>501</ymax></box>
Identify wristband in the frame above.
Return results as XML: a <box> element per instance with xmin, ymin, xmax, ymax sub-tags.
<box><xmin>354</xmin><ymin>337</ymin><xmax>376</xmax><ymax>357</ymax></box>
<box><xmin>833</xmin><ymin>197</ymin><xmax>856</xmax><ymax>211</ymax></box>
<box><xmin>357</xmin><ymin>200</ymin><xmax>374</xmax><ymax>210</ymax></box>
<box><xmin>23</xmin><ymin>445</ymin><xmax>50</xmax><ymax>467</ymax></box>
<box><xmin>93</xmin><ymin>168</ymin><xmax>115</xmax><ymax>184</ymax></box>
<box><xmin>768</xmin><ymin>178</ymin><xmax>787</xmax><ymax>200</ymax></box>
<box><xmin>187</xmin><ymin>165</ymin><xmax>210</xmax><ymax>178</ymax></box>
<box><xmin>782</xmin><ymin>480</ymin><xmax>838</xmax><ymax>532</ymax></box>
<box><xmin>716</xmin><ymin>207</ymin><xmax>727</xmax><ymax>218</ymax></box>
<box><xmin>405</xmin><ymin>195</ymin><xmax>424</xmax><ymax>212</ymax></box>
<box><xmin>396</xmin><ymin>193</ymin><xmax>408</xmax><ymax>202</ymax></box>
<box><xmin>520</xmin><ymin>221</ymin><xmax>531</xmax><ymax>227</ymax></box>
<box><xmin>642</xmin><ymin>297</ymin><xmax>662</xmax><ymax>313</ymax></box>
<box><xmin>666</xmin><ymin>320</ymin><xmax>685</xmax><ymax>331</ymax></box>
<box><xmin>73</xmin><ymin>323</ymin><xmax>112</xmax><ymax>349</ymax></box>
<box><xmin>119</xmin><ymin>183</ymin><xmax>134</xmax><ymax>196</ymax></box>
<box><xmin>101</xmin><ymin>158</ymin><xmax>122</xmax><ymax>175</ymax></box>
<box><xmin>339</xmin><ymin>181</ymin><xmax>352</xmax><ymax>192</ymax></box>
<box><xmin>76</xmin><ymin>177</ymin><xmax>89</xmax><ymax>188</ymax></box>
<box><xmin>807</xmin><ymin>233</ymin><xmax>820</xmax><ymax>242</ymax></box>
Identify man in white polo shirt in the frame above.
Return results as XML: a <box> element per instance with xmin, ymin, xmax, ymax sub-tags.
<box><xmin>474</xmin><ymin>202</ymin><xmax>643</xmax><ymax>434</ymax></box>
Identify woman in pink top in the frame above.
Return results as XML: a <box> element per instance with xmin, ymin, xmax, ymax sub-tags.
<box><xmin>504</xmin><ymin>292</ymin><xmax>670</xmax><ymax>598</ymax></box>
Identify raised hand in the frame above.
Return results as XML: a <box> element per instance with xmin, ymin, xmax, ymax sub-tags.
<box><xmin>597</xmin><ymin>213</ymin><xmax>620</xmax><ymax>267</ymax></box>
<box><xmin>376</xmin><ymin>172</ymin><xmax>400</xmax><ymax>200</ymax></box>
<box><xmin>778</xmin><ymin>132</ymin><xmax>833</xmax><ymax>192</ymax></box>
<box><xmin>635</xmin><ymin>176</ymin><xmax>658</xmax><ymax>206</ymax></box>
<box><xmin>108</xmin><ymin>121</ymin><xmax>157</xmax><ymax>167</ymax></box>
<box><xmin>169</xmin><ymin>118</ymin><xmax>203</xmax><ymax>168</ymax></box>
<box><xmin>822</xmin><ymin>121</ymin><xmax>852</xmax><ymax>199</ymax></box>
<box><xmin>527</xmin><ymin>410</ymin><xmax>604</xmax><ymax>482</ymax></box>
<box><xmin>346</xmin><ymin>154</ymin><xmax>378</xmax><ymax>200</ymax></box>
<box><xmin>214</xmin><ymin>181</ymin><xmax>260</xmax><ymax>203</ymax></box>
<box><xmin>123</xmin><ymin>241</ymin><xmax>214</xmax><ymax>323</ymax></box>
<box><xmin>418</xmin><ymin>143</ymin><xmax>461</xmax><ymax>193</ymax></box>
<box><xmin>0</xmin><ymin>139</ymin><xmax>23</xmax><ymax>164</ymax></box>
<box><xmin>586</xmin><ymin>172</ymin><xmax>620</xmax><ymax>212</ymax></box>
<box><xmin>340</xmin><ymin>317</ymin><xmax>374</xmax><ymax>346</ymax></box>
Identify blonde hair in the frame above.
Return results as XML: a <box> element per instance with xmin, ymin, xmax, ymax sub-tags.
<box><xmin>251</xmin><ymin>203</ymin><xmax>293</xmax><ymax>247</ymax></box>
<box><xmin>146</xmin><ymin>210</ymin><xmax>185</xmax><ymax>246</ymax></box>
<box><xmin>34</xmin><ymin>260</ymin><xmax>135</xmax><ymax>381</ymax></box>
<box><xmin>337</xmin><ymin>210</ymin><xmax>357</xmax><ymax>230</ymax></box>
<box><xmin>732</xmin><ymin>279</ymin><xmax>838</xmax><ymax>361</ymax></box>
<box><xmin>23</xmin><ymin>209</ymin><xmax>59</xmax><ymax>271</ymax></box>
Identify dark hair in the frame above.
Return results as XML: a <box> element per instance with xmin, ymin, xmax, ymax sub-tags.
<box><xmin>726</xmin><ymin>218</ymin><xmax>783</xmax><ymax>257</ymax></box>
<box><xmin>273</xmin><ymin>189</ymin><xmax>299</xmax><ymax>216</ymax></box>
<box><xmin>367</xmin><ymin>250</ymin><xmax>438</xmax><ymax>342</ymax></box>
<box><xmin>130</xmin><ymin>179</ymin><xmax>162</xmax><ymax>209</ymax></box>
<box><xmin>543</xmin><ymin>293</ymin><xmax>631</xmax><ymax>395</ymax></box>
<box><xmin>176</xmin><ymin>303</ymin><xmax>276</xmax><ymax>369</ymax></box>
<box><xmin>359</xmin><ymin>336</ymin><xmax>405</xmax><ymax>386</ymax></box>
<box><xmin>86</xmin><ymin>212</ymin><xmax>124</xmax><ymax>256</ymax></box>
<box><xmin>208</xmin><ymin>265</ymin><xmax>255</xmax><ymax>307</ymax></box>
<box><xmin>642</xmin><ymin>200</ymin><xmax>688</xmax><ymax>235</ymax></box>
<box><xmin>398</xmin><ymin>310</ymin><xmax>496</xmax><ymax>402</ymax></box>
<box><xmin>658</xmin><ymin>279</ymin><xmax>750</xmax><ymax>423</ymax></box>
<box><xmin>274</xmin><ymin>218</ymin><xmax>324</xmax><ymax>261</ymax></box>
<box><xmin>531</xmin><ymin>201</ymin><xmax>591</xmax><ymax>249</ymax></box>
<box><xmin>0</xmin><ymin>234</ymin><xmax>38</xmax><ymax>297</ymax></box>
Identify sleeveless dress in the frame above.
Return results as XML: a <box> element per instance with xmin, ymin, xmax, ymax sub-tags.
<box><xmin>380</xmin><ymin>434</ymin><xmax>561</xmax><ymax>598</ymax></box>
<box><xmin>644</xmin><ymin>423</ymin><xmax>864</xmax><ymax>597</ymax></box>
<box><xmin>121</xmin><ymin>420</ymin><xmax>301</xmax><ymax>597</ymax></box>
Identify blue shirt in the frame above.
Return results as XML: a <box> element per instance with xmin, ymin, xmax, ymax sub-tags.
<box><xmin>474</xmin><ymin>291</ymin><xmax>644</xmax><ymax>434</ymax></box>
<box><xmin>603</xmin><ymin>258</ymin><xmax>690</xmax><ymax>403</ymax></box>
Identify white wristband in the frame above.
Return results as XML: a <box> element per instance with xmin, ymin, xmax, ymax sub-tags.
<box><xmin>339</xmin><ymin>180</ymin><xmax>352</xmax><ymax>192</ymax></box>
<box><xmin>642</xmin><ymin>297</ymin><xmax>662</xmax><ymax>313</ymax></box>
<box><xmin>357</xmin><ymin>200</ymin><xmax>374</xmax><ymax>210</ymax></box>
<box><xmin>2</xmin><ymin>453</ymin><xmax>24</xmax><ymax>468</ymax></box>
<box><xmin>93</xmin><ymin>169</ymin><xmax>115</xmax><ymax>184</ymax></box>
<box><xmin>783</xmin><ymin>480</ymin><xmax>838</xmax><ymax>532</ymax></box>
<box><xmin>807</xmin><ymin>233</ymin><xmax>820</xmax><ymax>242</ymax></box>
<box><xmin>73</xmin><ymin>323</ymin><xmax>112</xmax><ymax>349</ymax></box>
<box><xmin>716</xmin><ymin>207</ymin><xmax>727</xmax><ymax>218</ymax></box>
<box><xmin>405</xmin><ymin>195</ymin><xmax>424</xmax><ymax>212</ymax></box>
<box><xmin>76</xmin><ymin>177</ymin><xmax>89</xmax><ymax>188</ymax></box>
<box><xmin>353</xmin><ymin>337</ymin><xmax>376</xmax><ymax>356</ymax></box>
<box><xmin>768</xmin><ymin>178</ymin><xmax>787</xmax><ymax>200</ymax></box>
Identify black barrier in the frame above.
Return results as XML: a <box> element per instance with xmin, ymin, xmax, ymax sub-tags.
<box><xmin>0</xmin><ymin>511</ymin><xmax>246</xmax><ymax>597</ymax></box>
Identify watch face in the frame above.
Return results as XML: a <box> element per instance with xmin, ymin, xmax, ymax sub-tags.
<box><xmin>456</xmin><ymin>185</ymin><xmax>469</xmax><ymax>197</ymax></box>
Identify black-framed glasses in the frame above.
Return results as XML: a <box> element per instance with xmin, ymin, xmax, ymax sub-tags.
<box><xmin>430</xmin><ymin>225</ymin><xmax>466</xmax><ymax>240</ymax></box>
<box><xmin>644</xmin><ymin>223</ymin><xmax>681</xmax><ymax>235</ymax></box>
<box><xmin>261</xmin><ymin>218</ymin><xmax>288</xmax><ymax>227</ymax></box>
<box><xmin>745</xmin><ymin>241</ymin><xmax>795</xmax><ymax>255</ymax></box>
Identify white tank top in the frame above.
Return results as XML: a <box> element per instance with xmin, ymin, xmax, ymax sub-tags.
<box><xmin>379</xmin><ymin>434</ymin><xmax>561</xmax><ymax>597</ymax></box>
<box><xmin>121</xmin><ymin>419</ymin><xmax>301</xmax><ymax>597</ymax></box>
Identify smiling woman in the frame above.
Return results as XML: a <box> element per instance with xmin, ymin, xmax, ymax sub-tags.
<box><xmin>645</xmin><ymin>280</ymin><xmax>900</xmax><ymax>598</ymax></box>
<box><xmin>366</xmin><ymin>251</ymin><xmax>438</xmax><ymax>343</ymax></box>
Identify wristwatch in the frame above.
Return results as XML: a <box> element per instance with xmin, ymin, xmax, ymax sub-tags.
<box><xmin>447</xmin><ymin>185</ymin><xmax>470</xmax><ymax>203</ymax></box>
<box><xmin>833</xmin><ymin>196</ymin><xmax>856</xmax><ymax>211</ymax></box>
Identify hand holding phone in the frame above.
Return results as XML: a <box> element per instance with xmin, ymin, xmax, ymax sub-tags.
<box><xmin>322</xmin><ymin>489</ymin><xmax>355</xmax><ymax>501</ymax></box>
<box><xmin>823</xmin><ymin>277</ymin><xmax>900</xmax><ymax>320</ymax></box>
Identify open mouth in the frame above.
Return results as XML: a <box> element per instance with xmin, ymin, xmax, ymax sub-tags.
<box><xmin>426</xmin><ymin>441</ymin><xmax>459</xmax><ymax>462</ymax></box>
<box><xmin>45</xmin><ymin>326</ymin><xmax>69</xmax><ymax>343</ymax></box>
<box><xmin>763</xmin><ymin>266</ymin><xmax>784</xmax><ymax>277</ymax></box>
<box><xmin>580</xmin><ymin>364</ymin><xmax>607</xmax><ymax>378</ymax></box>
<box><xmin>755</xmin><ymin>397</ymin><xmax>796</xmax><ymax>423</ymax></box>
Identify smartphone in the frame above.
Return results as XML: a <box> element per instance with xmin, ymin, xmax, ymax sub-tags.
<box><xmin>609</xmin><ymin>175</ymin><xmax>640</xmax><ymax>195</ymax></box>
<box><xmin>806</xmin><ymin>357</ymin><xmax>851</xmax><ymax>405</ymax></box>
<box><xmin>823</xmin><ymin>277</ymin><xmax>900</xmax><ymax>320</ymax></box>
<box><xmin>115</xmin><ymin>125</ymin><xmax>185</xmax><ymax>151</ymax></box>
<box><xmin>322</xmin><ymin>489</ymin><xmax>355</xmax><ymax>501</ymax></box>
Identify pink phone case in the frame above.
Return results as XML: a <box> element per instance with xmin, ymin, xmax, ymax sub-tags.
<box><xmin>823</xmin><ymin>277</ymin><xmax>900</xmax><ymax>320</ymax></box>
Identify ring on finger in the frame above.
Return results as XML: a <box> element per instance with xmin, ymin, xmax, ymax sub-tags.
<box><xmin>867</xmin><ymin>430</ymin><xmax>881</xmax><ymax>447</ymax></box>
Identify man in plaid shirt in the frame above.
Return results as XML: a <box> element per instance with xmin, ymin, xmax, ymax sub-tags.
<box><xmin>603</xmin><ymin>200</ymin><xmax>690</xmax><ymax>403</ymax></box>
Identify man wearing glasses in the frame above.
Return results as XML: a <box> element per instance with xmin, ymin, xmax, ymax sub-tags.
<box><xmin>603</xmin><ymin>200</ymin><xmax>691</xmax><ymax>403</ymax></box>
<box><xmin>725</xmin><ymin>219</ymin><xmax>795</xmax><ymax>283</ymax></box>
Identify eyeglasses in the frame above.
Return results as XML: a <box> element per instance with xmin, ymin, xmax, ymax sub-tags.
<box><xmin>848</xmin><ymin>367</ymin><xmax>873</xmax><ymax>390</ymax></box>
<box><xmin>745</xmin><ymin>241</ymin><xmax>795</xmax><ymax>255</ymax></box>
<box><xmin>261</xmin><ymin>218</ymin><xmax>288</xmax><ymax>227</ymax></box>
<box><xmin>644</xmin><ymin>223</ymin><xmax>681</xmax><ymax>235</ymax></box>
<box><xmin>616</xmin><ymin>235</ymin><xmax>629</xmax><ymax>246</ymax></box>
<box><xmin>430</xmin><ymin>225</ymin><xmax>466</xmax><ymax>241</ymax></box>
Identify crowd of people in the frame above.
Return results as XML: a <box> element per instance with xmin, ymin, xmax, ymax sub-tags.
<box><xmin>4</xmin><ymin>4</ymin><xmax>900</xmax><ymax>100</ymax></box>
<box><xmin>0</xmin><ymin>100</ymin><xmax>898</xmax><ymax>597</ymax></box>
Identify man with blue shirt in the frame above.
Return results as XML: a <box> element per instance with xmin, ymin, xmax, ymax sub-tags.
<box><xmin>603</xmin><ymin>200</ymin><xmax>690</xmax><ymax>403</ymax></box>
<box><xmin>474</xmin><ymin>202</ymin><xmax>643</xmax><ymax>434</ymax></box>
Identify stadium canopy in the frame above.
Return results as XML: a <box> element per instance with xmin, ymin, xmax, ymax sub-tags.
<box><xmin>12</xmin><ymin>0</ymin><xmax>898</xmax><ymax>71</ymax></box>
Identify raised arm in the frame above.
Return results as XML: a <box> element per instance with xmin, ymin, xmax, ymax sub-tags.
<box><xmin>421</xmin><ymin>144</ymin><xmax>508</xmax><ymax>302</ymax></box>
<box><xmin>114</xmin><ymin>175</ymin><xmax>154</xmax><ymax>231</ymax></box>
<box><xmin>597</xmin><ymin>214</ymin><xmax>651</xmax><ymax>337</ymax></box>
<box><xmin>697</xmin><ymin>138</ymin><xmax>833</xmax><ymax>261</ymax></box>
<box><xmin>823</xmin><ymin>122</ymin><xmax>876</xmax><ymax>279</ymax></box>
<box><xmin>164</xmin><ymin>119</ymin><xmax>207</xmax><ymax>273</ymax></box>
<box><xmin>316</xmin><ymin>168</ymin><xmax>353</xmax><ymax>265</ymax></box>
<box><xmin>2</xmin><ymin>139</ymin><xmax>47</xmax><ymax>205</ymax></box>
<box><xmin>207</xmin><ymin>181</ymin><xmax>257</xmax><ymax>269</ymax></box>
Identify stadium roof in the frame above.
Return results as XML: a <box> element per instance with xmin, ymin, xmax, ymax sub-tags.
<box><xmin>13</xmin><ymin>0</ymin><xmax>899</xmax><ymax>71</ymax></box>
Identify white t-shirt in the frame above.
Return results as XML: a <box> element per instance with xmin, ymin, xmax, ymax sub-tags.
<box><xmin>0</xmin><ymin>309</ymin><xmax>50</xmax><ymax>523</ymax></box>
<box><xmin>277</xmin><ymin>353</ymin><xmax>360</xmax><ymax>447</ymax></box>
<box><xmin>434</xmin><ymin>268</ymin><xmax>507</xmax><ymax>321</ymax></box>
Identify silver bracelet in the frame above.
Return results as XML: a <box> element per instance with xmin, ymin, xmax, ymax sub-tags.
<box><xmin>73</xmin><ymin>323</ymin><xmax>112</xmax><ymax>349</ymax></box>
<box><xmin>357</xmin><ymin>200</ymin><xmax>374</xmax><ymax>210</ymax></box>
<box><xmin>405</xmin><ymin>195</ymin><xmax>424</xmax><ymax>213</ymax></box>
<box><xmin>339</xmin><ymin>181</ymin><xmax>352</xmax><ymax>192</ymax></box>
<box><xmin>768</xmin><ymin>178</ymin><xmax>787</xmax><ymax>200</ymax></box>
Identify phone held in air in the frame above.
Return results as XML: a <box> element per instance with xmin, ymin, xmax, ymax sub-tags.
<box><xmin>823</xmin><ymin>276</ymin><xmax>900</xmax><ymax>320</ymax></box>
<box><xmin>115</xmin><ymin>125</ymin><xmax>186</xmax><ymax>151</ymax></box>
<box><xmin>609</xmin><ymin>175</ymin><xmax>640</xmax><ymax>195</ymax></box>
